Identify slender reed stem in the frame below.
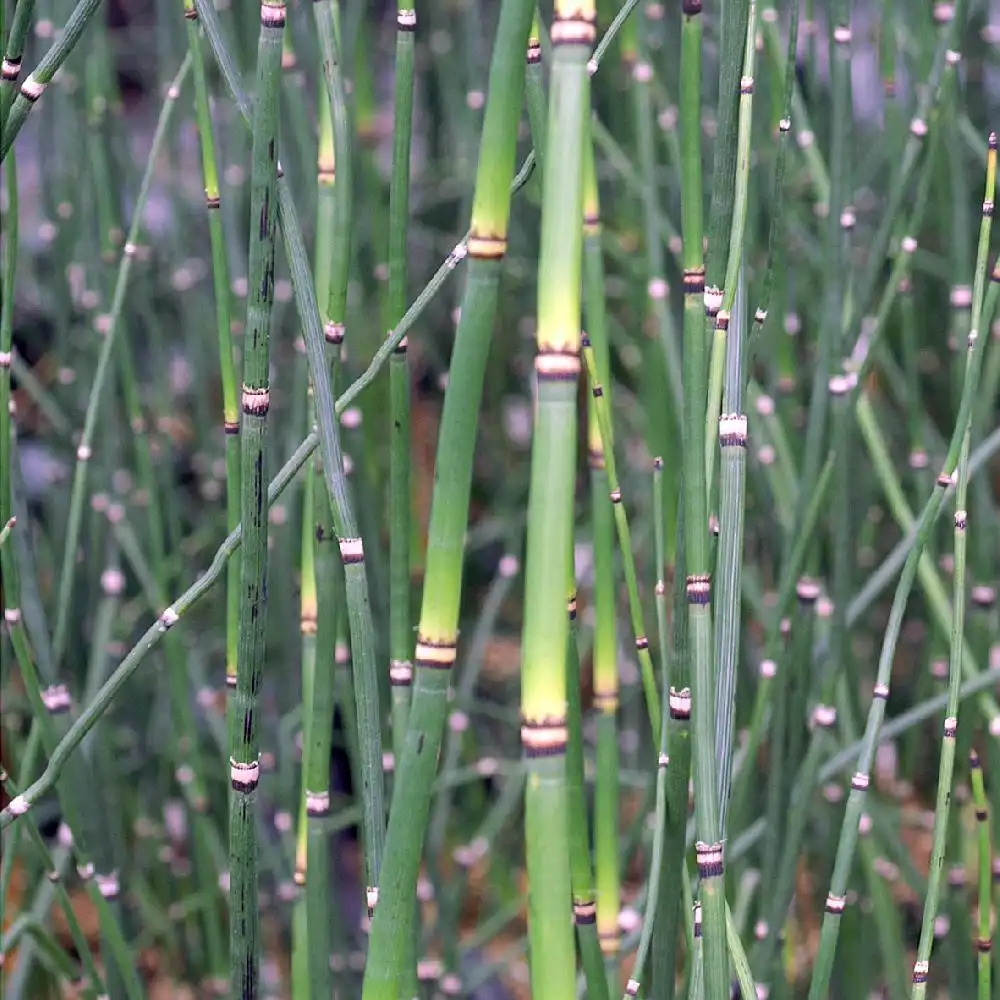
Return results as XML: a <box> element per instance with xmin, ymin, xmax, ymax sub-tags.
<box><xmin>227</xmin><ymin>6</ymin><xmax>284</xmax><ymax>996</ymax></box>
<box><xmin>520</xmin><ymin>4</ymin><xmax>593</xmax><ymax>998</ymax></box>
<box><xmin>970</xmin><ymin>749</ymin><xmax>993</xmax><ymax>1000</ymax></box>
<box><xmin>362</xmin><ymin>0</ymin><xmax>536</xmax><ymax>993</ymax></box>
<box><xmin>387</xmin><ymin>0</ymin><xmax>417</xmax><ymax>766</ymax></box>
<box><xmin>184</xmin><ymin>0</ymin><xmax>239</xmax><ymax>691</ymax></box>
<box><xmin>909</xmin><ymin>133</ymin><xmax>996</xmax><ymax>1000</ymax></box>
<box><xmin>807</xmin><ymin>131</ymin><xmax>997</xmax><ymax>1000</ymax></box>
<box><xmin>583</xmin><ymin>133</ymin><xmax>621</xmax><ymax>986</ymax></box>
<box><xmin>679</xmin><ymin>0</ymin><xmax>727</xmax><ymax>993</ymax></box>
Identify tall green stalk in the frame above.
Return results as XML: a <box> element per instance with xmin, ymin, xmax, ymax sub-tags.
<box><xmin>711</xmin><ymin>0</ymin><xmax>756</xmax><ymax>832</ymax></box>
<box><xmin>362</xmin><ymin>0</ymin><xmax>535</xmax><ymax>993</ymax></box>
<box><xmin>312</xmin><ymin>0</ymin><xmax>389</xmax><ymax>920</ymax></box>
<box><xmin>387</xmin><ymin>0</ymin><xmax>417</xmax><ymax>764</ymax></box>
<box><xmin>521</xmin><ymin>4</ymin><xmax>593</xmax><ymax>998</ymax></box>
<box><xmin>566</xmin><ymin>581</ymin><xmax>612</xmax><ymax>1000</ymax></box>
<box><xmin>969</xmin><ymin>749</ymin><xmax>992</xmax><ymax>1000</ymax></box>
<box><xmin>679</xmin><ymin>0</ymin><xmax>727</xmax><ymax>995</ymax></box>
<box><xmin>227</xmin><ymin>4</ymin><xmax>283</xmax><ymax>996</ymax></box>
<box><xmin>583</xmin><ymin>135</ymin><xmax>621</xmax><ymax>987</ymax></box>
<box><xmin>184</xmin><ymin>0</ymin><xmax>239</xmax><ymax>692</ymax></box>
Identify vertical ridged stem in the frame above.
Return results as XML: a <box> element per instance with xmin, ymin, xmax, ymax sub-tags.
<box><xmin>621</xmin><ymin>748</ymin><xmax>670</xmax><ymax>1000</ymax></box>
<box><xmin>910</xmin><ymin>135</ymin><xmax>996</xmax><ymax>1000</ymax></box>
<box><xmin>228</xmin><ymin>5</ymin><xmax>284</xmax><ymax>997</ymax></box>
<box><xmin>521</xmin><ymin>5</ymin><xmax>593</xmax><ymax>998</ymax></box>
<box><xmin>385</xmin><ymin>10</ymin><xmax>418</xmax><ymax>985</ymax></box>
<box><xmin>566</xmin><ymin>582</ymin><xmax>612</xmax><ymax>1000</ymax></box>
<box><xmin>582</xmin><ymin>339</ymin><xmax>661</xmax><ymax>739</ymax></box>
<box><xmin>652</xmin><ymin>508</ymin><xmax>691</xmax><ymax>1000</ymax></box>
<box><xmin>631</xmin><ymin>25</ymin><xmax>682</xmax><ymax>426</ymax></box>
<box><xmin>705</xmin><ymin>0</ymin><xmax>750</xmax><ymax>297</ymax></box>
<box><xmin>752</xmin><ymin>0</ymin><xmax>798</xmax><ymax>349</ymax></box>
<box><xmin>184</xmin><ymin>0</ymin><xmax>239</xmax><ymax>691</ymax></box>
<box><xmin>314</xmin><ymin>0</ymin><xmax>387</xmax><ymax>919</ymax></box>
<box><xmin>362</xmin><ymin>0</ymin><xmax>535</xmax><ymax>994</ymax></box>
<box><xmin>583</xmin><ymin>135</ymin><xmax>620</xmax><ymax>988</ymax></box>
<box><xmin>712</xmin><ymin>269</ymin><xmax>748</xmax><ymax>838</ymax></box>
<box><xmin>679</xmin><ymin>0</ymin><xmax>726</xmax><ymax>995</ymax></box>
<box><xmin>291</xmin><ymin>456</ymin><xmax>317</xmax><ymax>1000</ymax></box>
<box><xmin>304</xmin><ymin>462</ymin><xmax>342</xmax><ymax>1000</ymax></box>
<box><xmin>705</xmin><ymin>2</ymin><xmax>755</xmax><ymax>493</ymax></box>
<box><xmin>970</xmin><ymin>749</ymin><xmax>993</xmax><ymax>1000</ymax></box>
<box><xmin>292</xmin><ymin>85</ymin><xmax>336</xmax><ymax>1000</ymax></box>
<box><xmin>710</xmin><ymin>0</ymin><xmax>756</xmax><ymax>829</ymax></box>
<box><xmin>387</xmin><ymin>0</ymin><xmax>416</xmax><ymax>767</ymax></box>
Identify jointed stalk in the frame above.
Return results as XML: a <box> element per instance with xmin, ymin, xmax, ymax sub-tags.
<box><xmin>184</xmin><ymin>0</ymin><xmax>239</xmax><ymax>691</ymax></box>
<box><xmin>583</xmin><ymin>135</ymin><xmax>621</xmax><ymax>985</ymax></box>
<box><xmin>362</xmin><ymin>0</ymin><xmax>536</xmax><ymax>993</ymax></box>
<box><xmin>520</xmin><ymin>4</ymin><xmax>593</xmax><ymax>998</ymax></box>
<box><xmin>566</xmin><ymin>581</ymin><xmax>612</xmax><ymax>1000</ymax></box>
<box><xmin>0</xmin><ymin>0</ymin><xmax>103</xmax><ymax>158</ymax></box>
<box><xmin>582</xmin><ymin>338</ymin><xmax>661</xmax><ymax>740</ymax></box>
<box><xmin>313</xmin><ymin>0</ymin><xmax>389</xmax><ymax>922</ymax></box>
<box><xmin>807</xmin><ymin>133</ymin><xmax>997</xmax><ymax>1000</ymax></box>
<box><xmin>227</xmin><ymin>5</ymin><xmax>284</xmax><ymax>997</ymax></box>
<box><xmin>679</xmin><ymin>0</ymin><xmax>727</xmax><ymax>994</ymax></box>
<box><xmin>909</xmin><ymin>133</ymin><xmax>996</xmax><ymax>1000</ymax></box>
<box><xmin>387</xmin><ymin>0</ymin><xmax>417</xmax><ymax>766</ymax></box>
<box><xmin>709</xmin><ymin>0</ymin><xmax>757</xmax><ymax>829</ymax></box>
<box><xmin>969</xmin><ymin>749</ymin><xmax>993</xmax><ymax>1000</ymax></box>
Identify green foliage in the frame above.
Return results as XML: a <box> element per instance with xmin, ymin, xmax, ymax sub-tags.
<box><xmin>2</xmin><ymin>2</ymin><xmax>1000</xmax><ymax>999</ymax></box>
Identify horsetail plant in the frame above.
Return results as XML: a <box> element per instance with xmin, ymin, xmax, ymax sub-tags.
<box><xmin>227</xmin><ymin>5</ymin><xmax>284</xmax><ymax>996</ymax></box>
<box><xmin>291</xmin><ymin>456</ymin><xmax>317</xmax><ymax>999</ymax></box>
<box><xmin>183</xmin><ymin>0</ymin><xmax>239</xmax><ymax>692</ymax></box>
<box><xmin>565</xmin><ymin>576</ymin><xmax>612</xmax><ymax>1000</ymax></box>
<box><xmin>0</xmin><ymin>157</ymin><xmax>488</xmax><ymax>833</ymax></box>
<box><xmin>387</xmin><ymin>0</ymin><xmax>417</xmax><ymax>763</ymax></box>
<box><xmin>0</xmin><ymin>0</ymin><xmax>104</xmax><ymax>159</ymax></box>
<box><xmin>711</xmin><ymin>0</ymin><xmax>756</xmax><ymax>832</ymax></box>
<box><xmin>362</xmin><ymin>0</ymin><xmax>535</xmax><ymax>993</ymax></box>
<box><xmin>678</xmin><ymin>0</ymin><xmax>729</xmax><ymax>993</ymax></box>
<box><xmin>807</xmin><ymin>131</ymin><xmax>998</xmax><ymax>1000</ymax></box>
<box><xmin>302</xmin><ymin>462</ymin><xmax>342</xmax><ymax>1000</ymax></box>
<box><xmin>969</xmin><ymin>748</ymin><xmax>992</xmax><ymax>1000</ymax></box>
<box><xmin>519</xmin><ymin>3</ymin><xmax>593</xmax><ymax>998</ymax></box>
<box><xmin>195</xmin><ymin>0</ymin><xmax>389</xmax><ymax>920</ymax></box>
<box><xmin>581</xmin><ymin>336</ymin><xmax>660</xmax><ymax>740</ymax></box>
<box><xmin>909</xmin><ymin>132</ymin><xmax>996</xmax><ymax>1000</ymax></box>
<box><xmin>7</xmin><ymin>3</ymin><xmax>1000</xmax><ymax>998</ymax></box>
<box><xmin>582</xmin><ymin>134</ymin><xmax>621</xmax><ymax>988</ymax></box>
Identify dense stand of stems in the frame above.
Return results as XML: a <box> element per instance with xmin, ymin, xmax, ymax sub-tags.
<box><xmin>909</xmin><ymin>132</ymin><xmax>996</xmax><ymax>1000</ymax></box>
<box><xmin>362</xmin><ymin>0</ymin><xmax>535</xmax><ymax>993</ymax></box>
<box><xmin>807</xmin><ymin>133</ymin><xmax>997</xmax><ymax>999</ymax></box>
